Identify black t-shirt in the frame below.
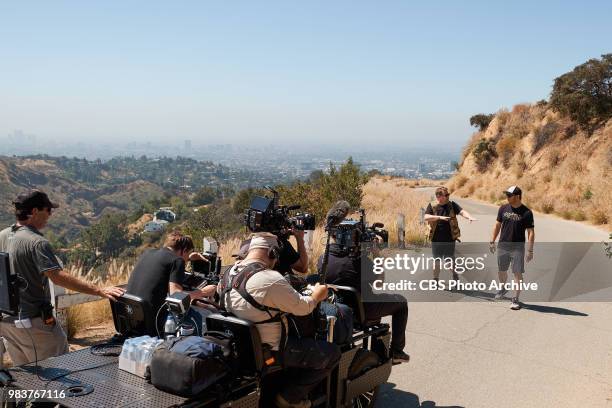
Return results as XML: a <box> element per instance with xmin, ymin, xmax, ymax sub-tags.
<box><xmin>274</xmin><ymin>237</ymin><xmax>300</xmax><ymax>275</ymax></box>
<box><xmin>425</xmin><ymin>201</ymin><xmax>463</xmax><ymax>242</ymax></box>
<box><xmin>496</xmin><ymin>204</ymin><xmax>534</xmax><ymax>242</ymax></box>
<box><xmin>126</xmin><ymin>248</ymin><xmax>186</xmax><ymax>317</ymax></box>
<box><xmin>318</xmin><ymin>244</ymin><xmax>374</xmax><ymax>292</ymax></box>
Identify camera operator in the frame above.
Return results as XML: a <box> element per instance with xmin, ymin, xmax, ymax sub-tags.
<box><xmin>318</xmin><ymin>217</ymin><xmax>410</xmax><ymax>364</ymax></box>
<box><xmin>219</xmin><ymin>233</ymin><xmax>340</xmax><ymax>408</ymax></box>
<box><xmin>238</xmin><ymin>229</ymin><xmax>307</xmax><ymax>275</ymax></box>
<box><xmin>0</xmin><ymin>190</ymin><xmax>125</xmax><ymax>366</ymax></box>
<box><xmin>126</xmin><ymin>231</ymin><xmax>217</xmax><ymax>335</ymax></box>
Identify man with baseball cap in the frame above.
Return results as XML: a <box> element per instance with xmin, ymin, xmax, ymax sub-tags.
<box><xmin>490</xmin><ymin>186</ymin><xmax>535</xmax><ymax>310</ymax></box>
<box><xmin>0</xmin><ymin>190</ymin><xmax>125</xmax><ymax>366</ymax></box>
<box><xmin>219</xmin><ymin>232</ymin><xmax>339</xmax><ymax>408</ymax></box>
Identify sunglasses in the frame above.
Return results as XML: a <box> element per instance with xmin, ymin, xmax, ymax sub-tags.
<box><xmin>435</xmin><ymin>193</ymin><xmax>449</xmax><ymax>197</ymax></box>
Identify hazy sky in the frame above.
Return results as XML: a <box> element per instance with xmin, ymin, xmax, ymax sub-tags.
<box><xmin>1</xmin><ymin>1</ymin><xmax>610</xmax><ymax>151</ymax></box>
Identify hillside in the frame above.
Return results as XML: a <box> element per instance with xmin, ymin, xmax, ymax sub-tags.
<box><xmin>0</xmin><ymin>155</ymin><xmax>276</xmax><ymax>241</ymax></box>
<box><xmin>0</xmin><ymin>157</ymin><xmax>166</xmax><ymax>240</ymax></box>
<box><xmin>447</xmin><ymin>103</ymin><xmax>611</xmax><ymax>226</ymax></box>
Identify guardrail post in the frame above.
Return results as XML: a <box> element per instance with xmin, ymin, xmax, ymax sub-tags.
<box><xmin>49</xmin><ymin>282</ymin><xmax>68</xmax><ymax>331</ymax></box>
<box><xmin>397</xmin><ymin>213</ymin><xmax>405</xmax><ymax>249</ymax></box>
<box><xmin>0</xmin><ymin>337</ymin><xmax>6</xmax><ymax>369</ymax></box>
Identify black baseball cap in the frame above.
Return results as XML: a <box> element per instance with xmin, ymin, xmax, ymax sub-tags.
<box><xmin>504</xmin><ymin>185</ymin><xmax>522</xmax><ymax>197</ymax></box>
<box><xmin>13</xmin><ymin>190</ymin><xmax>59</xmax><ymax>210</ymax></box>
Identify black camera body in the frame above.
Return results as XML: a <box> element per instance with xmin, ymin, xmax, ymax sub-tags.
<box><xmin>244</xmin><ymin>187</ymin><xmax>315</xmax><ymax>234</ymax></box>
<box><xmin>185</xmin><ymin>238</ymin><xmax>223</xmax><ymax>288</ymax></box>
<box><xmin>331</xmin><ymin>209</ymin><xmax>388</xmax><ymax>256</ymax></box>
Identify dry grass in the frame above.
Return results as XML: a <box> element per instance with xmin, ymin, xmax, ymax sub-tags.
<box><xmin>361</xmin><ymin>177</ymin><xmax>430</xmax><ymax>246</ymax></box>
<box><xmin>65</xmin><ymin>259</ymin><xmax>132</xmax><ymax>338</ymax></box>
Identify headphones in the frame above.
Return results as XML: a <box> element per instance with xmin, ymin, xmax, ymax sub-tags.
<box><xmin>268</xmin><ymin>239</ymin><xmax>283</xmax><ymax>260</ymax></box>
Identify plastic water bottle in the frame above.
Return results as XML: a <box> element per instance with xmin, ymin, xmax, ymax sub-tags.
<box><xmin>164</xmin><ymin>315</ymin><xmax>177</xmax><ymax>340</ymax></box>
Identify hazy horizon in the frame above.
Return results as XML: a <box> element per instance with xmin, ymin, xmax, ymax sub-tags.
<box><xmin>1</xmin><ymin>1</ymin><xmax>611</xmax><ymax>150</ymax></box>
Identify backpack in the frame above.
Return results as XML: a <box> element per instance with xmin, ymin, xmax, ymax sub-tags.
<box><xmin>149</xmin><ymin>333</ymin><xmax>234</xmax><ymax>397</ymax></box>
<box><xmin>218</xmin><ymin>262</ymin><xmax>287</xmax><ymax>349</ymax></box>
<box><xmin>428</xmin><ymin>201</ymin><xmax>461</xmax><ymax>241</ymax></box>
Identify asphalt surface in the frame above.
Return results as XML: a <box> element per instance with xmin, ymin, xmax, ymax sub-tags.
<box><xmin>377</xmin><ymin>192</ymin><xmax>612</xmax><ymax>408</ymax></box>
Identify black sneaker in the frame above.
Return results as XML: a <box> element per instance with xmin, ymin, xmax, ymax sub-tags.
<box><xmin>392</xmin><ymin>350</ymin><xmax>410</xmax><ymax>364</ymax></box>
<box><xmin>510</xmin><ymin>297</ymin><xmax>521</xmax><ymax>310</ymax></box>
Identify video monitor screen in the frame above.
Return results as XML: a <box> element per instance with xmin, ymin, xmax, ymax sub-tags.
<box><xmin>250</xmin><ymin>196</ymin><xmax>273</xmax><ymax>213</ymax></box>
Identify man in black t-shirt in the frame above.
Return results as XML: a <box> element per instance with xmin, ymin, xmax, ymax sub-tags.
<box><xmin>319</xmin><ymin>241</ymin><xmax>410</xmax><ymax>364</ymax></box>
<box><xmin>424</xmin><ymin>186</ymin><xmax>476</xmax><ymax>282</ymax></box>
<box><xmin>126</xmin><ymin>232</ymin><xmax>217</xmax><ymax>334</ymax></box>
<box><xmin>490</xmin><ymin>186</ymin><xmax>535</xmax><ymax>310</ymax></box>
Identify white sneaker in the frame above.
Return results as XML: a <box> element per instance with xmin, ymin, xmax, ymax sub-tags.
<box><xmin>495</xmin><ymin>288</ymin><xmax>508</xmax><ymax>300</ymax></box>
<box><xmin>510</xmin><ymin>297</ymin><xmax>521</xmax><ymax>310</ymax></box>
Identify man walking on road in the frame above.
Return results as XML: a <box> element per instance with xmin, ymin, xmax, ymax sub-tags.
<box><xmin>490</xmin><ymin>186</ymin><xmax>535</xmax><ymax>310</ymax></box>
<box><xmin>424</xmin><ymin>186</ymin><xmax>477</xmax><ymax>283</ymax></box>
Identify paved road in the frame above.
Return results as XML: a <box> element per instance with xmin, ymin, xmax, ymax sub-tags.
<box><xmin>378</xmin><ymin>192</ymin><xmax>612</xmax><ymax>408</ymax></box>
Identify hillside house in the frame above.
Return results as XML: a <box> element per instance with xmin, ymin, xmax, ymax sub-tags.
<box><xmin>144</xmin><ymin>219</ymin><xmax>169</xmax><ymax>233</ymax></box>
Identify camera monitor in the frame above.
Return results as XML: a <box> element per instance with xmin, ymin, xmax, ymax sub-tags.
<box><xmin>0</xmin><ymin>252</ymin><xmax>19</xmax><ymax>316</ymax></box>
<box><xmin>110</xmin><ymin>293</ymin><xmax>157</xmax><ymax>337</ymax></box>
<box><xmin>250</xmin><ymin>196</ymin><xmax>274</xmax><ymax>213</ymax></box>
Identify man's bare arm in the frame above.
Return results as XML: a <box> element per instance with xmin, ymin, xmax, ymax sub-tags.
<box><xmin>291</xmin><ymin>230</ymin><xmax>309</xmax><ymax>274</ymax></box>
<box><xmin>45</xmin><ymin>269</ymin><xmax>124</xmax><ymax>300</ymax></box>
<box><xmin>490</xmin><ymin>222</ymin><xmax>501</xmax><ymax>242</ymax></box>
<box><xmin>459</xmin><ymin>209</ymin><xmax>477</xmax><ymax>222</ymax></box>
<box><xmin>169</xmin><ymin>282</ymin><xmax>217</xmax><ymax>300</ymax></box>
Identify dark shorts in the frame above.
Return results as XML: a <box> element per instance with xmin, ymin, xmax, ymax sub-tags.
<box><xmin>432</xmin><ymin>241</ymin><xmax>456</xmax><ymax>260</ymax></box>
<box><xmin>497</xmin><ymin>244</ymin><xmax>525</xmax><ymax>274</ymax></box>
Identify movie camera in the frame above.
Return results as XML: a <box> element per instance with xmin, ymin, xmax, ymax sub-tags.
<box><xmin>332</xmin><ymin>209</ymin><xmax>389</xmax><ymax>256</ymax></box>
<box><xmin>244</xmin><ymin>186</ymin><xmax>315</xmax><ymax>235</ymax></box>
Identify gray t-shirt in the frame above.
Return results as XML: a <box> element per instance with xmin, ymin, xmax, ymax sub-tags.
<box><xmin>0</xmin><ymin>225</ymin><xmax>62</xmax><ymax>318</ymax></box>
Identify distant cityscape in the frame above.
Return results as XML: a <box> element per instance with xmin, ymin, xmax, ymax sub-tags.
<box><xmin>1</xmin><ymin>130</ymin><xmax>460</xmax><ymax>182</ymax></box>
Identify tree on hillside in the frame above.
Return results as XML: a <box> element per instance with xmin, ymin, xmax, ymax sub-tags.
<box><xmin>80</xmin><ymin>213</ymin><xmax>129</xmax><ymax>260</ymax></box>
<box><xmin>550</xmin><ymin>53</ymin><xmax>612</xmax><ymax>132</ymax></box>
<box><xmin>470</xmin><ymin>113</ymin><xmax>495</xmax><ymax>131</ymax></box>
<box><xmin>193</xmin><ymin>186</ymin><xmax>219</xmax><ymax>206</ymax></box>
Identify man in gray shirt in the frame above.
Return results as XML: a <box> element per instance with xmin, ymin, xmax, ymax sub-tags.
<box><xmin>0</xmin><ymin>190</ymin><xmax>124</xmax><ymax>366</ymax></box>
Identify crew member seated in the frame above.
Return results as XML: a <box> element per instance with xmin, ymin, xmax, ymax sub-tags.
<box><xmin>219</xmin><ymin>232</ymin><xmax>339</xmax><ymax>408</ymax></box>
<box><xmin>236</xmin><ymin>227</ymin><xmax>308</xmax><ymax>275</ymax></box>
<box><xmin>319</xmin><ymin>226</ymin><xmax>410</xmax><ymax>364</ymax></box>
<box><xmin>126</xmin><ymin>231</ymin><xmax>217</xmax><ymax>335</ymax></box>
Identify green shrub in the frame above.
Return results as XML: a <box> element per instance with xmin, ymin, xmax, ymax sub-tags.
<box><xmin>472</xmin><ymin>139</ymin><xmax>497</xmax><ymax>172</ymax></box>
<box><xmin>583</xmin><ymin>188</ymin><xmax>593</xmax><ymax>200</ymax></box>
<box><xmin>550</xmin><ymin>54</ymin><xmax>612</xmax><ymax>132</ymax></box>
<box><xmin>469</xmin><ymin>113</ymin><xmax>495</xmax><ymax>131</ymax></box>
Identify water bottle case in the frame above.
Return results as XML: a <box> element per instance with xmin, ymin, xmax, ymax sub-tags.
<box><xmin>118</xmin><ymin>335</ymin><xmax>163</xmax><ymax>378</ymax></box>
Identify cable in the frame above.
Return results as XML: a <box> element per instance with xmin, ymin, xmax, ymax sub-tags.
<box><xmin>18</xmin><ymin>307</ymin><xmax>46</xmax><ymax>382</ymax></box>
<box><xmin>155</xmin><ymin>303</ymin><xmax>167</xmax><ymax>339</ymax></box>
<box><xmin>188</xmin><ymin>317</ymin><xmax>201</xmax><ymax>337</ymax></box>
<box><xmin>44</xmin><ymin>360</ymin><xmax>115</xmax><ymax>387</ymax></box>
